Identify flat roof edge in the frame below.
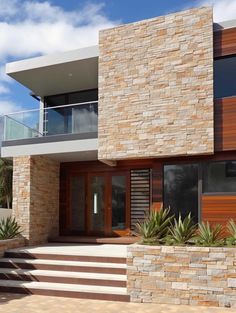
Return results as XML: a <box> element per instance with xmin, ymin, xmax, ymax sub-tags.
<box><xmin>6</xmin><ymin>45</ymin><xmax>99</xmax><ymax>74</ymax></box>
<box><xmin>214</xmin><ymin>19</ymin><xmax>236</xmax><ymax>31</ymax></box>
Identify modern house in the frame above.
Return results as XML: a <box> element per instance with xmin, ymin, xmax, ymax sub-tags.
<box><xmin>1</xmin><ymin>6</ymin><xmax>236</xmax><ymax>247</ymax></box>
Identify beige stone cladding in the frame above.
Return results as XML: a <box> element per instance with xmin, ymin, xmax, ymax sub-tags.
<box><xmin>12</xmin><ymin>156</ymin><xmax>59</xmax><ymax>245</ymax></box>
<box><xmin>99</xmin><ymin>7</ymin><xmax>214</xmax><ymax>161</ymax></box>
<box><xmin>127</xmin><ymin>245</ymin><xmax>236</xmax><ymax>307</ymax></box>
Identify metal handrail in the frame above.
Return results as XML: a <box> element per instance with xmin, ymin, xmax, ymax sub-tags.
<box><xmin>1</xmin><ymin>100</ymin><xmax>98</xmax><ymax>117</ymax></box>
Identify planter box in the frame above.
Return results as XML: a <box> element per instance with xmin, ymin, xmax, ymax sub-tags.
<box><xmin>0</xmin><ymin>237</ymin><xmax>25</xmax><ymax>257</ymax></box>
<box><xmin>127</xmin><ymin>244</ymin><xmax>236</xmax><ymax>308</ymax></box>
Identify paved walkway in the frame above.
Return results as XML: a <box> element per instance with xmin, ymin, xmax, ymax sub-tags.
<box><xmin>0</xmin><ymin>293</ymin><xmax>236</xmax><ymax>313</ymax></box>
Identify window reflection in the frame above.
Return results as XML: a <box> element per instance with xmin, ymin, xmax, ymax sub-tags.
<box><xmin>164</xmin><ymin>164</ymin><xmax>199</xmax><ymax>223</ymax></box>
<box><xmin>203</xmin><ymin>161</ymin><xmax>236</xmax><ymax>193</ymax></box>
<box><xmin>214</xmin><ymin>56</ymin><xmax>236</xmax><ymax>98</ymax></box>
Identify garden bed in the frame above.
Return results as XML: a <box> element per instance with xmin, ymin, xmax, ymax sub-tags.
<box><xmin>127</xmin><ymin>244</ymin><xmax>236</xmax><ymax>308</ymax></box>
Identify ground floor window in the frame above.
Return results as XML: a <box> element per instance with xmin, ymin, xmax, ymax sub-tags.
<box><xmin>163</xmin><ymin>164</ymin><xmax>199</xmax><ymax>223</ymax></box>
<box><xmin>203</xmin><ymin>161</ymin><xmax>236</xmax><ymax>193</ymax></box>
<box><xmin>163</xmin><ymin>160</ymin><xmax>236</xmax><ymax>224</ymax></box>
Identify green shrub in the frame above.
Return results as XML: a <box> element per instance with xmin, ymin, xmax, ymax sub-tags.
<box><xmin>226</xmin><ymin>219</ymin><xmax>236</xmax><ymax>246</ymax></box>
<box><xmin>0</xmin><ymin>217</ymin><xmax>21</xmax><ymax>240</ymax></box>
<box><xmin>196</xmin><ymin>222</ymin><xmax>224</xmax><ymax>247</ymax></box>
<box><xmin>134</xmin><ymin>207</ymin><xmax>173</xmax><ymax>244</ymax></box>
<box><xmin>165</xmin><ymin>213</ymin><xmax>196</xmax><ymax>245</ymax></box>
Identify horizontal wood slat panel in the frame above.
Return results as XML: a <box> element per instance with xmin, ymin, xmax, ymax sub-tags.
<box><xmin>214</xmin><ymin>28</ymin><xmax>236</xmax><ymax>57</ymax></box>
<box><xmin>130</xmin><ymin>169</ymin><xmax>150</xmax><ymax>230</ymax></box>
<box><xmin>202</xmin><ymin>195</ymin><xmax>236</xmax><ymax>226</ymax></box>
<box><xmin>214</xmin><ymin>97</ymin><xmax>236</xmax><ymax>151</ymax></box>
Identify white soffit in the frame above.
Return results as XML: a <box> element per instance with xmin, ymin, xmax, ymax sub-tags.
<box><xmin>6</xmin><ymin>45</ymin><xmax>99</xmax><ymax>97</ymax></box>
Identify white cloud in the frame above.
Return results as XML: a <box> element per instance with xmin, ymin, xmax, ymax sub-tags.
<box><xmin>0</xmin><ymin>100</ymin><xmax>22</xmax><ymax>115</ymax></box>
<box><xmin>0</xmin><ymin>1</ymin><xmax>118</xmax><ymax>97</ymax></box>
<box><xmin>199</xmin><ymin>0</ymin><xmax>236</xmax><ymax>22</ymax></box>
<box><xmin>0</xmin><ymin>1</ymin><xmax>117</xmax><ymax>59</ymax></box>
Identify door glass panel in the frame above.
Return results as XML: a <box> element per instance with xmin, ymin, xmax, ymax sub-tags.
<box><xmin>70</xmin><ymin>176</ymin><xmax>85</xmax><ymax>231</ymax></box>
<box><xmin>90</xmin><ymin>176</ymin><xmax>105</xmax><ymax>232</ymax></box>
<box><xmin>164</xmin><ymin>164</ymin><xmax>199</xmax><ymax>223</ymax></box>
<box><xmin>112</xmin><ymin>176</ymin><xmax>126</xmax><ymax>230</ymax></box>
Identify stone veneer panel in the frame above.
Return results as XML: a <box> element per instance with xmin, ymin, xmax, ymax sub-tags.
<box><xmin>127</xmin><ymin>245</ymin><xmax>236</xmax><ymax>307</ymax></box>
<box><xmin>99</xmin><ymin>7</ymin><xmax>214</xmax><ymax>161</ymax></box>
<box><xmin>12</xmin><ymin>156</ymin><xmax>59</xmax><ymax>245</ymax></box>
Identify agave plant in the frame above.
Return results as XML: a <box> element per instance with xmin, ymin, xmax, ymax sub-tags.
<box><xmin>0</xmin><ymin>217</ymin><xmax>21</xmax><ymax>240</ymax></box>
<box><xmin>196</xmin><ymin>222</ymin><xmax>224</xmax><ymax>247</ymax></box>
<box><xmin>165</xmin><ymin>213</ymin><xmax>196</xmax><ymax>245</ymax></box>
<box><xmin>134</xmin><ymin>207</ymin><xmax>173</xmax><ymax>244</ymax></box>
<box><xmin>226</xmin><ymin>219</ymin><xmax>236</xmax><ymax>246</ymax></box>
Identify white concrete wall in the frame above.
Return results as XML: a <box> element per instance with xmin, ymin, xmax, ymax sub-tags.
<box><xmin>0</xmin><ymin>209</ymin><xmax>12</xmax><ymax>220</ymax></box>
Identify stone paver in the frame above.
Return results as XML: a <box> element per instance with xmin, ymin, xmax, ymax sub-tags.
<box><xmin>0</xmin><ymin>294</ymin><xmax>236</xmax><ymax>313</ymax></box>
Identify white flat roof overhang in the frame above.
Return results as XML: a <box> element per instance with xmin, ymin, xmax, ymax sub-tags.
<box><xmin>6</xmin><ymin>45</ymin><xmax>99</xmax><ymax>97</ymax></box>
<box><xmin>1</xmin><ymin>138</ymin><xmax>98</xmax><ymax>162</ymax></box>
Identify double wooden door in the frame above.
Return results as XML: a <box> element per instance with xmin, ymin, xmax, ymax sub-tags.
<box><xmin>68</xmin><ymin>171</ymin><xmax>130</xmax><ymax>236</ymax></box>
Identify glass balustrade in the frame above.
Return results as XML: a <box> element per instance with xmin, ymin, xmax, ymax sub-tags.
<box><xmin>2</xmin><ymin>101</ymin><xmax>98</xmax><ymax>141</ymax></box>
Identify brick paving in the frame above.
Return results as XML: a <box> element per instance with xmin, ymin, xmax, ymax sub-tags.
<box><xmin>0</xmin><ymin>293</ymin><xmax>236</xmax><ymax>313</ymax></box>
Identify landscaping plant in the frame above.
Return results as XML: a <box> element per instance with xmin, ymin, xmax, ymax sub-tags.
<box><xmin>165</xmin><ymin>213</ymin><xmax>196</xmax><ymax>245</ymax></box>
<box><xmin>0</xmin><ymin>217</ymin><xmax>21</xmax><ymax>240</ymax></box>
<box><xmin>134</xmin><ymin>207</ymin><xmax>173</xmax><ymax>244</ymax></box>
<box><xmin>226</xmin><ymin>219</ymin><xmax>236</xmax><ymax>246</ymax></box>
<box><xmin>196</xmin><ymin>222</ymin><xmax>224</xmax><ymax>246</ymax></box>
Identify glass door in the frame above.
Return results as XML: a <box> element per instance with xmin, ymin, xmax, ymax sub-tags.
<box><xmin>69</xmin><ymin>174</ymin><xmax>86</xmax><ymax>233</ymax></box>
<box><xmin>111</xmin><ymin>174</ymin><xmax>129</xmax><ymax>235</ymax></box>
<box><xmin>88</xmin><ymin>174</ymin><xmax>106</xmax><ymax>234</ymax></box>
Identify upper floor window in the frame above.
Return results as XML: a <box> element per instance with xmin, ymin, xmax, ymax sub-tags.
<box><xmin>214</xmin><ymin>56</ymin><xmax>236</xmax><ymax>98</ymax></box>
<box><xmin>44</xmin><ymin>89</ymin><xmax>98</xmax><ymax>136</ymax></box>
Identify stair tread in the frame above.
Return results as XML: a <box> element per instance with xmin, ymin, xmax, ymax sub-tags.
<box><xmin>0</xmin><ymin>258</ymin><xmax>127</xmax><ymax>269</ymax></box>
<box><xmin>6</xmin><ymin>243</ymin><xmax>128</xmax><ymax>258</ymax></box>
<box><xmin>0</xmin><ymin>279</ymin><xmax>128</xmax><ymax>295</ymax></box>
<box><xmin>0</xmin><ymin>268</ymin><xmax>126</xmax><ymax>281</ymax></box>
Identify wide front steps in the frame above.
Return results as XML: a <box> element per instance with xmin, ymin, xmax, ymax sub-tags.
<box><xmin>0</xmin><ymin>245</ymin><xmax>129</xmax><ymax>302</ymax></box>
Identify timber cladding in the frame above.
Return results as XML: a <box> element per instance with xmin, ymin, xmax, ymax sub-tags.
<box><xmin>215</xmin><ymin>97</ymin><xmax>236</xmax><ymax>151</ymax></box>
<box><xmin>202</xmin><ymin>194</ymin><xmax>236</xmax><ymax>226</ymax></box>
<box><xmin>214</xmin><ymin>27</ymin><xmax>236</xmax><ymax>57</ymax></box>
<box><xmin>98</xmin><ymin>6</ymin><xmax>214</xmax><ymax>161</ymax></box>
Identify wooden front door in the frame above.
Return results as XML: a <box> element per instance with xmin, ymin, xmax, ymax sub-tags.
<box><xmin>66</xmin><ymin>171</ymin><xmax>130</xmax><ymax>236</ymax></box>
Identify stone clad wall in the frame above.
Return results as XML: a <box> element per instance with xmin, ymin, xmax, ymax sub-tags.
<box><xmin>127</xmin><ymin>245</ymin><xmax>236</xmax><ymax>308</ymax></box>
<box><xmin>0</xmin><ymin>237</ymin><xmax>25</xmax><ymax>257</ymax></box>
<box><xmin>99</xmin><ymin>7</ymin><xmax>214</xmax><ymax>161</ymax></box>
<box><xmin>12</xmin><ymin>156</ymin><xmax>59</xmax><ymax>245</ymax></box>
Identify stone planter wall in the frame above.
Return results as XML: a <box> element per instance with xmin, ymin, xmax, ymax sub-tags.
<box><xmin>0</xmin><ymin>237</ymin><xmax>25</xmax><ymax>257</ymax></box>
<box><xmin>127</xmin><ymin>244</ymin><xmax>236</xmax><ymax>308</ymax></box>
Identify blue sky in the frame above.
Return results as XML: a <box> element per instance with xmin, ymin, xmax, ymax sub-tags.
<box><xmin>0</xmin><ymin>0</ymin><xmax>235</xmax><ymax>114</ymax></box>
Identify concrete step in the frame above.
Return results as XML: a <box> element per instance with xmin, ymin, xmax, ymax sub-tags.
<box><xmin>0</xmin><ymin>258</ymin><xmax>127</xmax><ymax>274</ymax></box>
<box><xmin>6</xmin><ymin>243</ymin><xmax>128</xmax><ymax>258</ymax></box>
<box><xmin>0</xmin><ymin>279</ymin><xmax>130</xmax><ymax>302</ymax></box>
<box><xmin>1</xmin><ymin>244</ymin><xmax>129</xmax><ymax>301</ymax></box>
<box><xmin>0</xmin><ymin>268</ymin><xmax>127</xmax><ymax>287</ymax></box>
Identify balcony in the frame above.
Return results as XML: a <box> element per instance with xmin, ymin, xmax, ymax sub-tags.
<box><xmin>2</xmin><ymin>101</ymin><xmax>98</xmax><ymax>142</ymax></box>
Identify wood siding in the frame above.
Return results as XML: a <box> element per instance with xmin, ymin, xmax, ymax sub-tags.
<box><xmin>214</xmin><ymin>97</ymin><xmax>236</xmax><ymax>151</ymax></box>
<box><xmin>202</xmin><ymin>195</ymin><xmax>236</xmax><ymax>225</ymax></box>
<box><xmin>214</xmin><ymin>27</ymin><xmax>236</xmax><ymax>57</ymax></box>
